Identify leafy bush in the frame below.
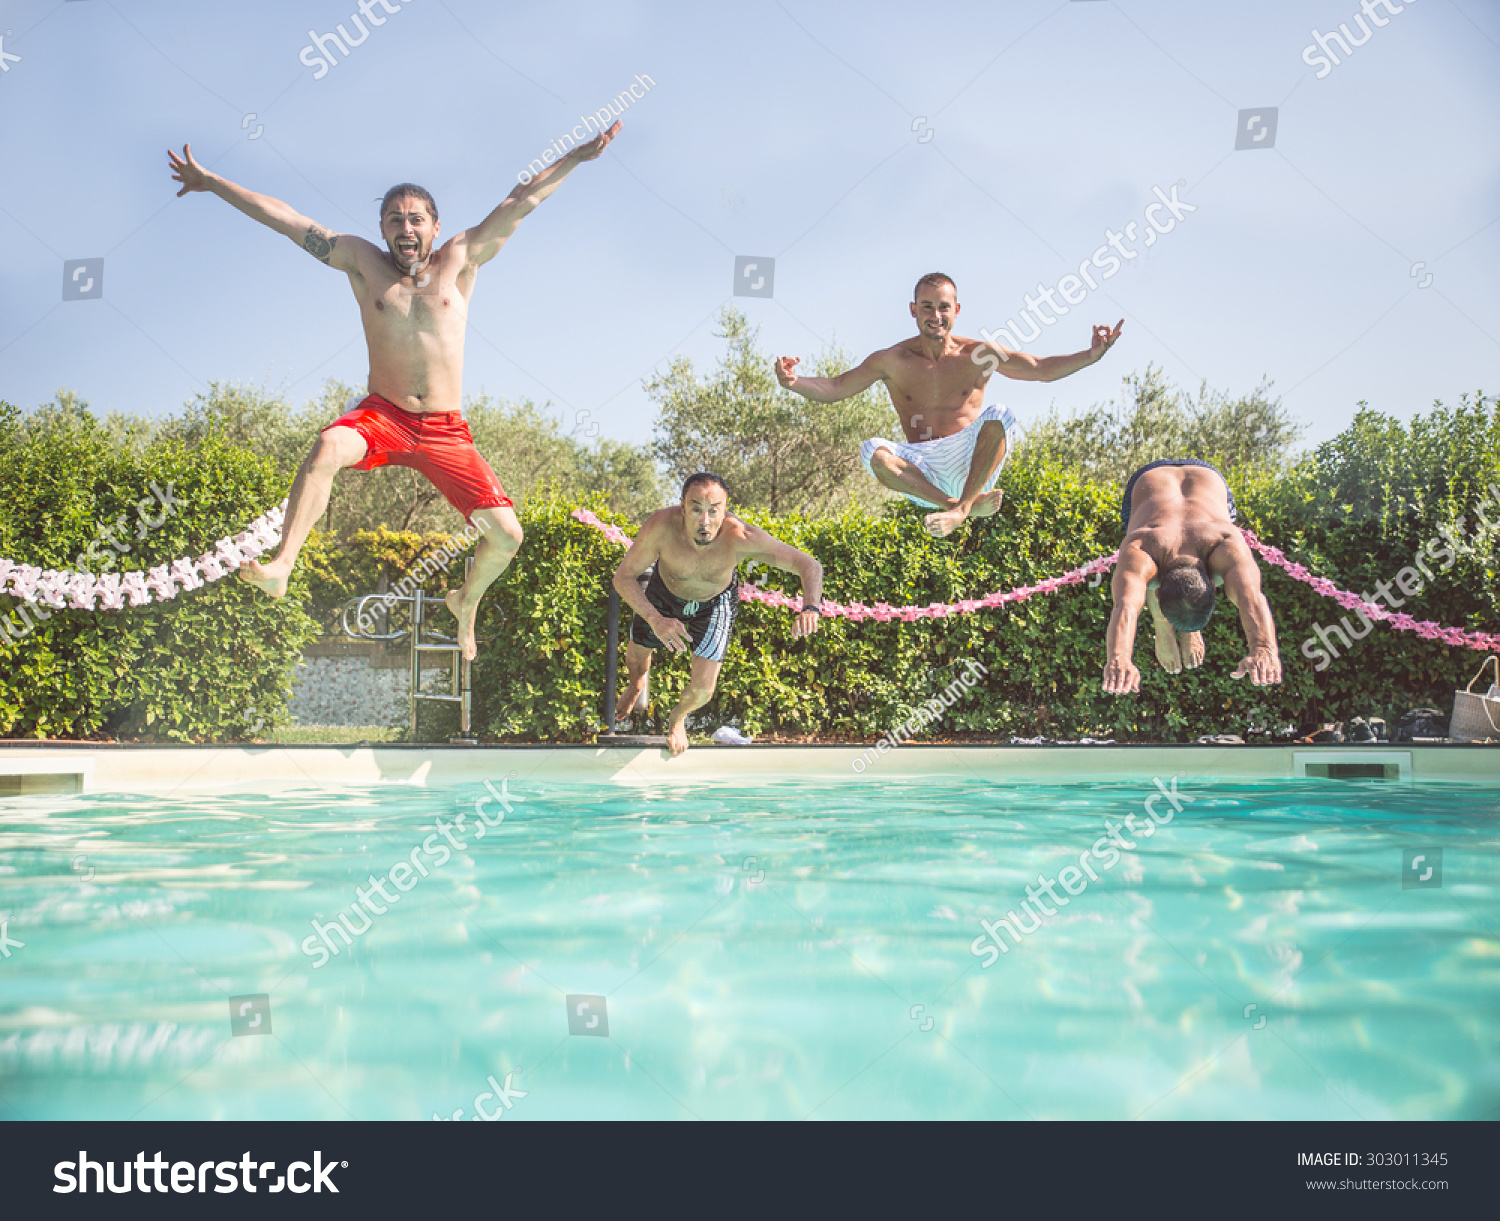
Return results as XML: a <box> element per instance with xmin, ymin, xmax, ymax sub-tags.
<box><xmin>1239</xmin><ymin>396</ymin><xmax>1499</xmax><ymax>726</ymax></box>
<box><xmin>0</xmin><ymin>400</ymin><xmax>318</xmax><ymax>740</ymax></box>
<box><xmin>5</xmin><ymin>391</ymin><xmax>1493</xmax><ymax>744</ymax></box>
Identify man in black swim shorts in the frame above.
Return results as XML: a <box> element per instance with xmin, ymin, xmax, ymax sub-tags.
<box><xmin>612</xmin><ymin>473</ymin><xmax>824</xmax><ymax>756</ymax></box>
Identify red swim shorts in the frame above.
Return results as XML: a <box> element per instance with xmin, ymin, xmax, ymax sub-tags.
<box><xmin>323</xmin><ymin>392</ymin><xmax>513</xmax><ymax>524</ymax></box>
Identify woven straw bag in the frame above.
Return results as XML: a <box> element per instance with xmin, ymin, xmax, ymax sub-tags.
<box><xmin>1450</xmin><ymin>656</ymin><xmax>1500</xmax><ymax>743</ymax></box>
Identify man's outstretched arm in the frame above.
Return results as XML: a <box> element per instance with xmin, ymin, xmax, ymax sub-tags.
<box><xmin>979</xmin><ymin>320</ymin><xmax>1123</xmax><ymax>382</ymax></box>
<box><xmin>461</xmin><ymin>121</ymin><xmax>622</xmax><ymax>267</ymax></box>
<box><xmin>1103</xmin><ymin>547</ymin><xmax>1152</xmax><ymax>694</ymax></box>
<box><xmin>168</xmin><ymin>144</ymin><xmax>364</xmax><ymax>273</ymax></box>
<box><xmin>741</xmin><ymin>526</ymin><xmax>823</xmax><ymax>639</ymax></box>
<box><xmin>1217</xmin><ymin>540</ymin><xmax>1282</xmax><ymax>686</ymax></box>
<box><xmin>774</xmin><ymin>352</ymin><xmax>884</xmax><ymax>404</ymax></box>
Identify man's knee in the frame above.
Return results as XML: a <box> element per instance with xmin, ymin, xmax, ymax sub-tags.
<box><xmin>688</xmin><ymin>673</ymin><xmax>719</xmax><ymax>700</ymax></box>
<box><xmin>865</xmin><ymin>444</ymin><xmax>898</xmax><ymax>474</ymax></box>
<box><xmin>977</xmin><ymin>408</ymin><xmax>1015</xmax><ymax>451</ymax></box>
<box><xmin>308</xmin><ymin>427</ymin><xmax>366</xmax><ymax>474</ymax></box>
<box><xmin>477</xmin><ymin>511</ymin><xmax>523</xmax><ymax>555</ymax></box>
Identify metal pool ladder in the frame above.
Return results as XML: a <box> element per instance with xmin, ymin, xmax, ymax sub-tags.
<box><xmin>339</xmin><ymin>557</ymin><xmax>476</xmax><ymax>744</ymax></box>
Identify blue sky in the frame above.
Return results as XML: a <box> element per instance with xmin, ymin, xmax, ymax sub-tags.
<box><xmin>1</xmin><ymin>0</ymin><xmax>1496</xmax><ymax>452</ymax></box>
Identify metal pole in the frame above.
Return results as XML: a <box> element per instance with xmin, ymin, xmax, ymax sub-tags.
<box><xmin>602</xmin><ymin>583</ymin><xmax>619</xmax><ymax>734</ymax></box>
<box><xmin>461</xmin><ymin>557</ymin><xmax>473</xmax><ymax>736</ymax></box>
<box><xmin>410</xmin><ymin>586</ymin><xmax>424</xmax><ymax>741</ymax></box>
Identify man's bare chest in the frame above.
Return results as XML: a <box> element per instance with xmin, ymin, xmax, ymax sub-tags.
<box><xmin>885</xmin><ymin>352</ymin><xmax>982</xmax><ymax>407</ymax></box>
<box><xmin>657</xmin><ymin>539</ymin><xmax>736</xmax><ymax>590</ymax></box>
<box><xmin>365</xmin><ymin>278</ymin><xmax>467</xmax><ymax>328</ymax></box>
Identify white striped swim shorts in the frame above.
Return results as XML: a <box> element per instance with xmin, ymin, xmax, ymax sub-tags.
<box><xmin>859</xmin><ymin>405</ymin><xmax>1019</xmax><ymax>506</ymax></box>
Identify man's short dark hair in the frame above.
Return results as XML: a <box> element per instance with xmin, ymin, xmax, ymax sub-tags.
<box><xmin>914</xmin><ymin>272</ymin><xmax>956</xmax><ymax>300</ymax></box>
<box><xmin>380</xmin><ymin>183</ymin><xmax>439</xmax><ymax>223</ymax></box>
<box><xmin>680</xmin><ymin>472</ymin><xmax>729</xmax><ymax>503</ymax></box>
<box><xmin>1157</xmin><ymin>561</ymin><xmax>1216</xmax><ymax>632</ymax></box>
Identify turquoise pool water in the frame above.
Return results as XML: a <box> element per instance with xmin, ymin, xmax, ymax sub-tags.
<box><xmin>1</xmin><ymin>774</ymin><xmax>1497</xmax><ymax>1120</ymax></box>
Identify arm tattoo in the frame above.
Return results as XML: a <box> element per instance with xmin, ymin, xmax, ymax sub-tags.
<box><xmin>303</xmin><ymin>225</ymin><xmax>337</xmax><ymax>264</ymax></box>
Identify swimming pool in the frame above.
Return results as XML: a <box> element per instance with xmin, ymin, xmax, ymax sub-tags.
<box><xmin>1</xmin><ymin>771</ymin><xmax>1496</xmax><ymax>1120</ymax></box>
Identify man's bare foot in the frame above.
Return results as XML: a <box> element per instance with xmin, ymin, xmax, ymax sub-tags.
<box><xmin>1179</xmin><ymin>631</ymin><xmax>1205</xmax><ymax>669</ymax></box>
<box><xmin>1153</xmin><ymin>619</ymin><xmax>1183</xmax><ymax>673</ymax></box>
<box><xmin>444</xmin><ymin>588</ymin><xmax>480</xmax><ymax>662</ymax></box>
<box><xmin>666</xmin><ymin>720</ymin><xmax>689</xmax><ymax>757</ymax></box>
<box><xmin>968</xmin><ymin>489</ymin><xmax>1004</xmax><ymax>519</ymax></box>
<box><xmin>923</xmin><ymin>504</ymin><xmax>970</xmax><ymax>539</ymax></box>
<box><xmin>238</xmin><ymin>558</ymin><xmax>290</xmax><ymax>599</ymax></box>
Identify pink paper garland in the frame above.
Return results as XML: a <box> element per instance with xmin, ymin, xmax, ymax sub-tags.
<box><xmin>571</xmin><ymin>508</ymin><xmax>1499</xmax><ymax>651</ymax></box>
<box><xmin>1240</xmin><ymin>530</ymin><xmax>1500</xmax><ymax>654</ymax></box>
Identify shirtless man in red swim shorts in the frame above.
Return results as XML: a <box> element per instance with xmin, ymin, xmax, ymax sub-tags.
<box><xmin>167</xmin><ymin>122</ymin><xmax>620</xmax><ymax>659</ymax></box>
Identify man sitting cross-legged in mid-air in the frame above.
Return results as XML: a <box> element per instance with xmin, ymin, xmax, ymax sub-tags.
<box><xmin>612</xmin><ymin>474</ymin><xmax>824</xmax><ymax>757</ymax></box>
<box><xmin>1103</xmin><ymin>459</ymin><xmax>1282</xmax><ymax>694</ymax></box>
<box><xmin>166</xmin><ymin>120</ymin><xmax>621</xmax><ymax>659</ymax></box>
<box><xmin>775</xmin><ymin>272</ymin><xmax>1122</xmax><ymax>539</ymax></box>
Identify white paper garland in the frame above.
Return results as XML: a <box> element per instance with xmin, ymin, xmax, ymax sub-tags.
<box><xmin>0</xmin><ymin>504</ymin><xmax>285</xmax><ymax>612</ymax></box>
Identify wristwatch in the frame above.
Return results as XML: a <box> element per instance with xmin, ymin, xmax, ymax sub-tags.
<box><xmin>802</xmin><ymin>598</ymin><xmax>821</xmax><ymax>615</ymax></box>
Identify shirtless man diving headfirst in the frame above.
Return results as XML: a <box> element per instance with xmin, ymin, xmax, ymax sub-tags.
<box><xmin>775</xmin><ymin>273</ymin><xmax>1122</xmax><ymax>539</ymax></box>
<box><xmin>1103</xmin><ymin>459</ymin><xmax>1282</xmax><ymax>694</ymax></box>
<box><xmin>613</xmin><ymin>473</ymin><xmax>823</xmax><ymax>757</ymax></box>
<box><xmin>166</xmin><ymin>120</ymin><xmax>621</xmax><ymax>659</ymax></box>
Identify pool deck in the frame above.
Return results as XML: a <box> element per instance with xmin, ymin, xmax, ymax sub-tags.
<box><xmin>0</xmin><ymin>741</ymin><xmax>1496</xmax><ymax>794</ymax></box>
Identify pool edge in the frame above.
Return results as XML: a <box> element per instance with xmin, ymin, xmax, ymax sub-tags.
<box><xmin>1</xmin><ymin>742</ymin><xmax>1495</xmax><ymax>793</ymax></box>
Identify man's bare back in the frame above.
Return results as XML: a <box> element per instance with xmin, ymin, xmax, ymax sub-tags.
<box><xmin>1122</xmin><ymin>463</ymin><xmax>1239</xmax><ymax>570</ymax></box>
<box><xmin>1105</xmin><ymin>461</ymin><xmax>1281</xmax><ymax>694</ymax></box>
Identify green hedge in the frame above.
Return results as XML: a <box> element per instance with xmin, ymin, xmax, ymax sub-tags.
<box><xmin>3</xmin><ymin>396</ymin><xmax>1494</xmax><ymax>743</ymax></box>
<box><xmin>0</xmin><ymin>403</ymin><xmax>317</xmax><ymax>740</ymax></box>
